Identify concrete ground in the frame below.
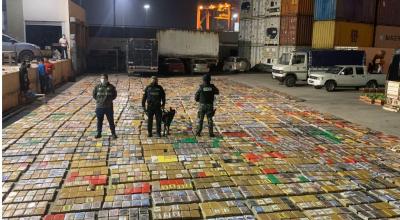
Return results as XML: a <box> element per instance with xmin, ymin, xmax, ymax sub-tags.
<box><xmin>227</xmin><ymin>73</ymin><xmax>400</xmax><ymax>137</ymax></box>
<box><xmin>3</xmin><ymin>74</ymin><xmax>400</xmax><ymax>219</ymax></box>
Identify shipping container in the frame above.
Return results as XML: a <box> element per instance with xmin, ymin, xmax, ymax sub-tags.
<box><xmin>240</xmin><ymin>0</ymin><xmax>253</xmax><ymax>18</ymax></box>
<box><xmin>377</xmin><ymin>0</ymin><xmax>400</xmax><ymax>26</ymax></box>
<box><xmin>266</xmin><ymin>0</ymin><xmax>281</xmax><ymax>16</ymax></box>
<box><xmin>127</xmin><ymin>39</ymin><xmax>158</xmax><ymax>74</ymax></box>
<box><xmin>278</xmin><ymin>45</ymin><xmax>310</xmax><ymax>59</ymax></box>
<box><xmin>265</xmin><ymin>17</ymin><xmax>280</xmax><ymax>45</ymax></box>
<box><xmin>312</xmin><ymin>21</ymin><xmax>373</xmax><ymax>49</ymax></box>
<box><xmin>252</xmin><ymin>0</ymin><xmax>267</xmax><ymax>17</ymax></box>
<box><xmin>280</xmin><ymin>0</ymin><xmax>313</xmax><ymax>16</ymax></box>
<box><xmin>314</xmin><ymin>0</ymin><xmax>376</xmax><ymax>23</ymax></box>
<box><xmin>157</xmin><ymin>30</ymin><xmax>219</xmax><ymax>58</ymax></box>
<box><xmin>239</xmin><ymin>46</ymin><xmax>264</xmax><ymax>67</ymax></box>
<box><xmin>251</xmin><ymin>18</ymin><xmax>267</xmax><ymax>45</ymax></box>
<box><xmin>374</xmin><ymin>25</ymin><xmax>400</xmax><ymax>49</ymax></box>
<box><xmin>263</xmin><ymin>46</ymin><xmax>280</xmax><ymax>64</ymax></box>
<box><xmin>280</xmin><ymin>16</ymin><xmax>313</xmax><ymax>46</ymax></box>
<box><xmin>239</xmin><ymin>19</ymin><xmax>252</xmax><ymax>42</ymax></box>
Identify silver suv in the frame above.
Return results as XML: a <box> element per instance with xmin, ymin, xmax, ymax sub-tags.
<box><xmin>2</xmin><ymin>34</ymin><xmax>41</xmax><ymax>62</ymax></box>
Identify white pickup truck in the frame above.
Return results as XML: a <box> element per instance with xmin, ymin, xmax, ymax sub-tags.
<box><xmin>307</xmin><ymin>65</ymin><xmax>386</xmax><ymax>92</ymax></box>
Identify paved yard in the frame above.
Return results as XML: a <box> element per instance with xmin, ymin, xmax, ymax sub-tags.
<box><xmin>2</xmin><ymin>74</ymin><xmax>400</xmax><ymax>219</ymax></box>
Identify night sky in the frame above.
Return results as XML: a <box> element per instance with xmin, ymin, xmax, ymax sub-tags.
<box><xmin>81</xmin><ymin>0</ymin><xmax>239</xmax><ymax>29</ymax></box>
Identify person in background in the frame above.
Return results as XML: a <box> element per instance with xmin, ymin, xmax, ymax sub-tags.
<box><xmin>195</xmin><ymin>74</ymin><xmax>219</xmax><ymax>137</ymax></box>
<box><xmin>19</xmin><ymin>61</ymin><xmax>30</xmax><ymax>94</ymax></box>
<box><xmin>44</xmin><ymin>58</ymin><xmax>55</xmax><ymax>94</ymax></box>
<box><xmin>58</xmin><ymin>34</ymin><xmax>69</xmax><ymax>59</ymax></box>
<box><xmin>37</xmin><ymin>59</ymin><xmax>46</xmax><ymax>93</ymax></box>
<box><xmin>142</xmin><ymin>76</ymin><xmax>166</xmax><ymax>138</ymax></box>
<box><xmin>92</xmin><ymin>74</ymin><xmax>118</xmax><ymax>139</ymax></box>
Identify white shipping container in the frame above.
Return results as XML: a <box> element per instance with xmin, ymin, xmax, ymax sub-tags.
<box><xmin>157</xmin><ymin>29</ymin><xmax>219</xmax><ymax>58</ymax></box>
<box><xmin>266</xmin><ymin>0</ymin><xmax>281</xmax><ymax>17</ymax></box>
<box><xmin>265</xmin><ymin>17</ymin><xmax>280</xmax><ymax>45</ymax></box>
<box><xmin>239</xmin><ymin>19</ymin><xmax>252</xmax><ymax>42</ymax></box>
<box><xmin>240</xmin><ymin>0</ymin><xmax>253</xmax><ymax>19</ymax></box>
<box><xmin>263</xmin><ymin>46</ymin><xmax>280</xmax><ymax>64</ymax></box>
<box><xmin>278</xmin><ymin>46</ymin><xmax>310</xmax><ymax>59</ymax></box>
<box><xmin>240</xmin><ymin>46</ymin><xmax>265</xmax><ymax>67</ymax></box>
<box><xmin>253</xmin><ymin>0</ymin><xmax>268</xmax><ymax>17</ymax></box>
<box><xmin>250</xmin><ymin>18</ymin><xmax>266</xmax><ymax>45</ymax></box>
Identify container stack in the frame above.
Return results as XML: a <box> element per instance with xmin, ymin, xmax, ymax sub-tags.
<box><xmin>262</xmin><ymin>0</ymin><xmax>281</xmax><ymax>64</ymax></box>
<box><xmin>239</xmin><ymin>0</ymin><xmax>269</xmax><ymax>67</ymax></box>
<box><xmin>239</xmin><ymin>0</ymin><xmax>314</xmax><ymax>66</ymax></box>
<box><xmin>312</xmin><ymin>0</ymin><xmax>376</xmax><ymax>49</ymax></box>
<box><xmin>374</xmin><ymin>0</ymin><xmax>400</xmax><ymax>48</ymax></box>
<box><xmin>279</xmin><ymin>0</ymin><xmax>314</xmax><ymax>52</ymax></box>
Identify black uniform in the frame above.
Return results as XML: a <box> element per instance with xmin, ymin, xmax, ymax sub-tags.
<box><xmin>195</xmin><ymin>77</ymin><xmax>219</xmax><ymax>136</ymax></box>
<box><xmin>93</xmin><ymin>82</ymin><xmax>117</xmax><ymax>136</ymax></box>
<box><xmin>142</xmin><ymin>83</ymin><xmax>166</xmax><ymax>136</ymax></box>
<box><xmin>19</xmin><ymin>62</ymin><xmax>30</xmax><ymax>93</ymax></box>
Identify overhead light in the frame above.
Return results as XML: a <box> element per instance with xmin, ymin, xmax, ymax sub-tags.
<box><xmin>144</xmin><ymin>4</ymin><xmax>150</xmax><ymax>10</ymax></box>
<box><xmin>232</xmin><ymin>13</ymin><xmax>238</xmax><ymax>19</ymax></box>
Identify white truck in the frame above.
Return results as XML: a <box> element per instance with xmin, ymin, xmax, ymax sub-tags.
<box><xmin>307</xmin><ymin>65</ymin><xmax>386</xmax><ymax>92</ymax></box>
<box><xmin>272</xmin><ymin>49</ymin><xmax>366</xmax><ymax>87</ymax></box>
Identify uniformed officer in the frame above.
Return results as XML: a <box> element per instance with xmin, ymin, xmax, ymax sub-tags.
<box><xmin>142</xmin><ymin>76</ymin><xmax>166</xmax><ymax>137</ymax></box>
<box><xmin>195</xmin><ymin>74</ymin><xmax>219</xmax><ymax>137</ymax></box>
<box><xmin>93</xmin><ymin>74</ymin><xmax>118</xmax><ymax>139</ymax></box>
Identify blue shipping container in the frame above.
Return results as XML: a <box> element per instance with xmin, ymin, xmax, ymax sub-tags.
<box><xmin>314</xmin><ymin>0</ymin><xmax>376</xmax><ymax>23</ymax></box>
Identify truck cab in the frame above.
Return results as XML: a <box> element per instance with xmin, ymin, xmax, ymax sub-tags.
<box><xmin>272</xmin><ymin>51</ymin><xmax>309</xmax><ymax>87</ymax></box>
<box><xmin>308</xmin><ymin>65</ymin><xmax>386</xmax><ymax>92</ymax></box>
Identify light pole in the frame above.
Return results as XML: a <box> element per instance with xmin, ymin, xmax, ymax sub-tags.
<box><xmin>232</xmin><ymin>13</ymin><xmax>238</xmax><ymax>31</ymax></box>
<box><xmin>144</xmin><ymin>4</ymin><xmax>150</xmax><ymax>26</ymax></box>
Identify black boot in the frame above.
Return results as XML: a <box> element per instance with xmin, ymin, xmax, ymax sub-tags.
<box><xmin>95</xmin><ymin>133</ymin><xmax>102</xmax><ymax>139</ymax></box>
<box><xmin>112</xmin><ymin>133</ymin><xmax>118</xmax><ymax>139</ymax></box>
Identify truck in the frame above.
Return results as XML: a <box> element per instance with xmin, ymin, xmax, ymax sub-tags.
<box><xmin>157</xmin><ymin>30</ymin><xmax>219</xmax><ymax>73</ymax></box>
<box><xmin>127</xmin><ymin>38</ymin><xmax>158</xmax><ymax>75</ymax></box>
<box><xmin>272</xmin><ymin>49</ymin><xmax>366</xmax><ymax>87</ymax></box>
<box><xmin>307</xmin><ymin>65</ymin><xmax>386</xmax><ymax>92</ymax></box>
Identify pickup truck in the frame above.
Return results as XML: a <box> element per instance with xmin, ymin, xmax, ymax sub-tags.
<box><xmin>272</xmin><ymin>49</ymin><xmax>365</xmax><ymax>87</ymax></box>
<box><xmin>307</xmin><ymin>65</ymin><xmax>386</xmax><ymax>92</ymax></box>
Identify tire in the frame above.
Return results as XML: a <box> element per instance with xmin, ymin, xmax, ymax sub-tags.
<box><xmin>19</xmin><ymin>50</ymin><xmax>34</xmax><ymax>62</ymax></box>
<box><xmin>325</xmin><ymin>80</ymin><xmax>336</xmax><ymax>92</ymax></box>
<box><xmin>366</xmin><ymin>80</ymin><xmax>378</xmax><ymax>89</ymax></box>
<box><xmin>284</xmin><ymin>75</ymin><xmax>296</xmax><ymax>87</ymax></box>
<box><xmin>314</xmin><ymin>86</ymin><xmax>323</xmax><ymax>89</ymax></box>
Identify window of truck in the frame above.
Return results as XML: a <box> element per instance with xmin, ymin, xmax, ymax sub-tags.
<box><xmin>279</xmin><ymin>53</ymin><xmax>290</xmax><ymax>65</ymax></box>
<box><xmin>356</xmin><ymin>67</ymin><xmax>364</xmax><ymax>75</ymax></box>
<box><xmin>292</xmin><ymin>55</ymin><xmax>305</xmax><ymax>65</ymax></box>
<box><xmin>327</xmin><ymin>67</ymin><xmax>342</xmax><ymax>74</ymax></box>
<box><xmin>343</xmin><ymin>67</ymin><xmax>353</xmax><ymax>75</ymax></box>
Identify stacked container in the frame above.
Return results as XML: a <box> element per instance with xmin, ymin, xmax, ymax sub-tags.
<box><xmin>262</xmin><ymin>0</ymin><xmax>281</xmax><ymax>64</ymax></box>
<box><xmin>374</xmin><ymin>0</ymin><xmax>400</xmax><ymax>48</ymax></box>
<box><xmin>239</xmin><ymin>0</ymin><xmax>270</xmax><ymax>66</ymax></box>
<box><xmin>312</xmin><ymin>0</ymin><xmax>376</xmax><ymax>49</ymax></box>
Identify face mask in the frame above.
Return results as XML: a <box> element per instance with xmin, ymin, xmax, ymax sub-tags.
<box><xmin>100</xmin><ymin>79</ymin><xmax>106</xmax><ymax>84</ymax></box>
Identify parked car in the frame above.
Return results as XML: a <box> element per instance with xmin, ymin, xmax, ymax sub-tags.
<box><xmin>2</xmin><ymin>34</ymin><xmax>41</xmax><ymax>62</ymax></box>
<box><xmin>223</xmin><ymin>57</ymin><xmax>250</xmax><ymax>73</ymax></box>
<box><xmin>159</xmin><ymin>58</ymin><xmax>185</xmax><ymax>74</ymax></box>
<box><xmin>308</xmin><ymin>65</ymin><xmax>386</xmax><ymax>92</ymax></box>
<box><xmin>251</xmin><ymin>63</ymin><xmax>273</xmax><ymax>73</ymax></box>
<box><xmin>190</xmin><ymin>59</ymin><xmax>210</xmax><ymax>74</ymax></box>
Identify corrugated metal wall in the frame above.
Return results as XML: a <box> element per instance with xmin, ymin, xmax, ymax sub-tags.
<box><xmin>314</xmin><ymin>0</ymin><xmax>376</xmax><ymax>23</ymax></box>
<box><xmin>280</xmin><ymin>16</ymin><xmax>313</xmax><ymax>45</ymax></box>
<box><xmin>374</xmin><ymin>25</ymin><xmax>400</xmax><ymax>48</ymax></box>
<box><xmin>265</xmin><ymin>16</ymin><xmax>280</xmax><ymax>45</ymax></box>
<box><xmin>281</xmin><ymin>0</ymin><xmax>314</xmax><ymax>16</ymax></box>
<box><xmin>312</xmin><ymin>21</ymin><xmax>373</xmax><ymax>48</ymax></box>
<box><xmin>377</xmin><ymin>0</ymin><xmax>400</xmax><ymax>26</ymax></box>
